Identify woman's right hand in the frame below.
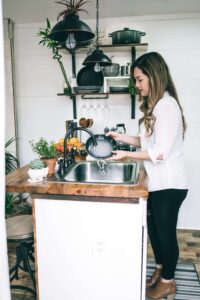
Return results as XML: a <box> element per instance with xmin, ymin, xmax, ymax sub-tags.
<box><xmin>105</xmin><ymin>131</ymin><xmax>121</xmax><ymax>141</ymax></box>
<box><xmin>106</xmin><ymin>131</ymin><xmax>141</xmax><ymax>148</ymax></box>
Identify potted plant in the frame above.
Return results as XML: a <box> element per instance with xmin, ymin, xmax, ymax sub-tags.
<box><xmin>5</xmin><ymin>137</ymin><xmax>20</xmax><ymax>215</ymax></box>
<box><xmin>37</xmin><ymin>18</ymin><xmax>72</xmax><ymax>96</ymax></box>
<box><xmin>128</xmin><ymin>78</ymin><xmax>138</xmax><ymax>96</ymax></box>
<box><xmin>28</xmin><ymin>159</ymin><xmax>48</xmax><ymax>181</ymax></box>
<box><xmin>29</xmin><ymin>138</ymin><xmax>58</xmax><ymax>175</ymax></box>
<box><xmin>5</xmin><ymin>136</ymin><xmax>20</xmax><ymax>175</ymax></box>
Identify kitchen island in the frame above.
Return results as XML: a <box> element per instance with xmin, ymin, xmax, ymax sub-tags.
<box><xmin>6</xmin><ymin>164</ymin><xmax>148</xmax><ymax>300</ymax></box>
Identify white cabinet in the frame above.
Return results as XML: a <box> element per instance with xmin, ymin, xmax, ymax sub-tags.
<box><xmin>34</xmin><ymin>198</ymin><xmax>147</xmax><ymax>300</ymax></box>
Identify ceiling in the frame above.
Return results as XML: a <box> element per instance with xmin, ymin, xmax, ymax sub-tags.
<box><xmin>3</xmin><ymin>0</ymin><xmax>200</xmax><ymax>24</ymax></box>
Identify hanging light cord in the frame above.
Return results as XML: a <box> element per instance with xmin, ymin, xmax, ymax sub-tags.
<box><xmin>96</xmin><ymin>0</ymin><xmax>99</xmax><ymax>50</ymax></box>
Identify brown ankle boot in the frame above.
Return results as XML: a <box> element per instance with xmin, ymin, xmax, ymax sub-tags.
<box><xmin>146</xmin><ymin>267</ymin><xmax>162</xmax><ymax>288</ymax></box>
<box><xmin>146</xmin><ymin>279</ymin><xmax>176</xmax><ymax>300</ymax></box>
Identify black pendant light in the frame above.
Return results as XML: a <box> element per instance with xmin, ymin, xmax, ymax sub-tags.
<box><xmin>48</xmin><ymin>0</ymin><xmax>95</xmax><ymax>51</ymax></box>
<box><xmin>83</xmin><ymin>0</ymin><xmax>112</xmax><ymax>71</ymax></box>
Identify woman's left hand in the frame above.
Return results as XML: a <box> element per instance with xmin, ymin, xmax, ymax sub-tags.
<box><xmin>106</xmin><ymin>150</ymin><xmax>127</xmax><ymax>161</ymax></box>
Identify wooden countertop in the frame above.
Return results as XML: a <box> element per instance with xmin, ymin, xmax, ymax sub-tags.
<box><xmin>6</xmin><ymin>165</ymin><xmax>148</xmax><ymax>199</ymax></box>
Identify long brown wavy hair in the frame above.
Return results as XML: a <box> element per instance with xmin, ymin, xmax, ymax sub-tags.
<box><xmin>131</xmin><ymin>52</ymin><xmax>187</xmax><ymax>137</ymax></box>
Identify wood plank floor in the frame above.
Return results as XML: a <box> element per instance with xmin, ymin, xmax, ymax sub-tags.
<box><xmin>8</xmin><ymin>228</ymin><xmax>200</xmax><ymax>299</ymax></box>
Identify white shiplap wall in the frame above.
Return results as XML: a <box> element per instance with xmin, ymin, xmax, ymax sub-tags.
<box><xmin>13</xmin><ymin>14</ymin><xmax>200</xmax><ymax>229</ymax></box>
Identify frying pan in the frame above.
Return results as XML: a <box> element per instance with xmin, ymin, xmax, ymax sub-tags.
<box><xmin>77</xmin><ymin>66</ymin><xmax>104</xmax><ymax>87</ymax></box>
<box><xmin>86</xmin><ymin>134</ymin><xmax>117</xmax><ymax>159</ymax></box>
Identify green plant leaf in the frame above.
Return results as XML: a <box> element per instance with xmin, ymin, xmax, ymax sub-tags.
<box><xmin>37</xmin><ymin>19</ymin><xmax>72</xmax><ymax>94</ymax></box>
<box><xmin>128</xmin><ymin>78</ymin><xmax>138</xmax><ymax>96</ymax></box>
<box><xmin>46</xmin><ymin>18</ymin><xmax>51</xmax><ymax>29</ymax></box>
<box><xmin>5</xmin><ymin>136</ymin><xmax>16</xmax><ymax>148</ymax></box>
<box><xmin>5</xmin><ymin>193</ymin><xmax>14</xmax><ymax>214</ymax></box>
<box><xmin>29</xmin><ymin>138</ymin><xmax>58</xmax><ymax>159</ymax></box>
<box><xmin>5</xmin><ymin>137</ymin><xmax>20</xmax><ymax>174</ymax></box>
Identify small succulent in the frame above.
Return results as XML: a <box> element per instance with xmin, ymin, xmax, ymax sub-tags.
<box><xmin>56</xmin><ymin>0</ymin><xmax>89</xmax><ymax>20</ymax></box>
<box><xmin>29</xmin><ymin>159</ymin><xmax>46</xmax><ymax>170</ymax></box>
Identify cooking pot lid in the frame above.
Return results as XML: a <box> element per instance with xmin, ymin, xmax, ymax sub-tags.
<box><xmin>110</xmin><ymin>28</ymin><xmax>146</xmax><ymax>35</ymax></box>
<box><xmin>77</xmin><ymin>66</ymin><xmax>104</xmax><ymax>87</ymax></box>
<box><xmin>86</xmin><ymin>134</ymin><xmax>117</xmax><ymax>159</ymax></box>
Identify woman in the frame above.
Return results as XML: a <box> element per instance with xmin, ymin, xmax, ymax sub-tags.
<box><xmin>106</xmin><ymin>52</ymin><xmax>188</xmax><ymax>300</ymax></box>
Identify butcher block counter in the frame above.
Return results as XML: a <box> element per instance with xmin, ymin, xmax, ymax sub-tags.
<box><xmin>6</xmin><ymin>164</ymin><xmax>148</xmax><ymax>300</ymax></box>
<box><xmin>6</xmin><ymin>164</ymin><xmax>148</xmax><ymax>200</ymax></box>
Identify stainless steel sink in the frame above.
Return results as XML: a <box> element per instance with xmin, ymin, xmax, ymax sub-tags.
<box><xmin>59</xmin><ymin>161</ymin><xmax>139</xmax><ymax>184</ymax></box>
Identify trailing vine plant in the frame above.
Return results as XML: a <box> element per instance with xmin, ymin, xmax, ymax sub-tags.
<box><xmin>38</xmin><ymin>18</ymin><xmax>72</xmax><ymax>95</ymax></box>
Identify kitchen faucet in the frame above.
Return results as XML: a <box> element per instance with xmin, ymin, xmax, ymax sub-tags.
<box><xmin>58</xmin><ymin>127</ymin><xmax>97</xmax><ymax>175</ymax></box>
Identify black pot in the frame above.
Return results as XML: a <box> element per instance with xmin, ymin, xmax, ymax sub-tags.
<box><xmin>109</xmin><ymin>28</ymin><xmax>146</xmax><ymax>45</ymax></box>
<box><xmin>117</xmin><ymin>143</ymin><xmax>136</xmax><ymax>151</ymax></box>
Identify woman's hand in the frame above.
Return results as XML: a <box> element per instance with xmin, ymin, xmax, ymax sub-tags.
<box><xmin>105</xmin><ymin>131</ymin><xmax>121</xmax><ymax>141</ymax></box>
<box><xmin>106</xmin><ymin>131</ymin><xmax>141</xmax><ymax>148</ymax></box>
<box><xmin>106</xmin><ymin>150</ymin><xmax>128</xmax><ymax>161</ymax></box>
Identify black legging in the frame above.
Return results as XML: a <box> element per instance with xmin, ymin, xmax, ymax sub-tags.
<box><xmin>147</xmin><ymin>189</ymin><xmax>188</xmax><ymax>279</ymax></box>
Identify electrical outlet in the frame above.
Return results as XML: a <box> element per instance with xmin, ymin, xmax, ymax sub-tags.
<box><xmin>92</xmin><ymin>237</ymin><xmax>107</xmax><ymax>257</ymax></box>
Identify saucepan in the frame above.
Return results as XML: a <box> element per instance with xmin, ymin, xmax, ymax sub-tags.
<box><xmin>86</xmin><ymin>134</ymin><xmax>117</xmax><ymax>159</ymax></box>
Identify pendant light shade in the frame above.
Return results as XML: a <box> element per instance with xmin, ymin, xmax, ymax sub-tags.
<box><xmin>83</xmin><ymin>49</ymin><xmax>112</xmax><ymax>66</ymax></box>
<box><xmin>82</xmin><ymin>0</ymin><xmax>112</xmax><ymax>71</ymax></box>
<box><xmin>49</xmin><ymin>14</ymin><xmax>95</xmax><ymax>50</ymax></box>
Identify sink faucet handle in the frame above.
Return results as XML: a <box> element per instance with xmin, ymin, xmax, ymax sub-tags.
<box><xmin>66</xmin><ymin>146</ymin><xmax>76</xmax><ymax>167</ymax></box>
<box><xmin>63</xmin><ymin>126</ymin><xmax>97</xmax><ymax>173</ymax></box>
<box><xmin>58</xmin><ymin>158</ymin><xmax>65</xmax><ymax>175</ymax></box>
<box><xmin>104</xmin><ymin>126</ymin><xmax>109</xmax><ymax>133</ymax></box>
<box><xmin>70</xmin><ymin>146</ymin><xmax>77</xmax><ymax>154</ymax></box>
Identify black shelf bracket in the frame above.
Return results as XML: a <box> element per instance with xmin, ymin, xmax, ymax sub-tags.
<box><xmin>131</xmin><ymin>94</ymin><xmax>136</xmax><ymax>119</ymax></box>
<box><xmin>70</xmin><ymin>94</ymin><xmax>77</xmax><ymax>119</ymax></box>
<box><xmin>69</xmin><ymin>50</ymin><xmax>77</xmax><ymax>118</ymax></box>
<box><xmin>131</xmin><ymin>47</ymin><xmax>136</xmax><ymax>119</ymax></box>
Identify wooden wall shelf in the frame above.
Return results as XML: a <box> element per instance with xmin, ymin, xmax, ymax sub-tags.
<box><xmin>59</xmin><ymin>43</ymin><xmax>148</xmax><ymax>54</ymax></box>
<box><xmin>57</xmin><ymin>92</ymin><xmax>130</xmax><ymax>96</ymax></box>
